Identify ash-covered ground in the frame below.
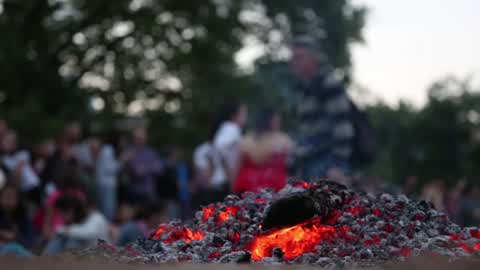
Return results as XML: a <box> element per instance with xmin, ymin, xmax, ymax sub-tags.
<box><xmin>86</xmin><ymin>180</ymin><xmax>480</xmax><ymax>267</ymax></box>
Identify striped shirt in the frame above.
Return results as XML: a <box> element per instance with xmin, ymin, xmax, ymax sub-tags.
<box><xmin>294</xmin><ymin>69</ymin><xmax>354</xmax><ymax>165</ymax></box>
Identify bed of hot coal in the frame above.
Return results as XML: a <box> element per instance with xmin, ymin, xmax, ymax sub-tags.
<box><xmin>90</xmin><ymin>180</ymin><xmax>480</xmax><ymax>267</ymax></box>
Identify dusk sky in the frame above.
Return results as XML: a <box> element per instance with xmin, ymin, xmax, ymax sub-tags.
<box><xmin>352</xmin><ymin>0</ymin><xmax>480</xmax><ymax>106</ymax></box>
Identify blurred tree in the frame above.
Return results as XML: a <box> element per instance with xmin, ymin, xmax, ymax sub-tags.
<box><xmin>0</xmin><ymin>0</ymin><xmax>366</xmax><ymax>148</ymax></box>
<box><xmin>365</xmin><ymin>76</ymin><xmax>480</xmax><ymax>186</ymax></box>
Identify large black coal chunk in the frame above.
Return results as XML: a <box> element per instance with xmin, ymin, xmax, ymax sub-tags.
<box><xmin>261</xmin><ymin>181</ymin><xmax>349</xmax><ymax>231</ymax></box>
<box><xmin>261</xmin><ymin>192</ymin><xmax>318</xmax><ymax>231</ymax></box>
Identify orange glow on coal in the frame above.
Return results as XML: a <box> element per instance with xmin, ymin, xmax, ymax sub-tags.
<box><xmin>152</xmin><ymin>224</ymin><xmax>168</xmax><ymax>240</ymax></box>
<box><xmin>218</xmin><ymin>206</ymin><xmax>240</xmax><ymax>223</ymax></box>
<box><xmin>183</xmin><ymin>228</ymin><xmax>205</xmax><ymax>243</ymax></box>
<box><xmin>152</xmin><ymin>225</ymin><xmax>204</xmax><ymax>243</ymax></box>
<box><xmin>247</xmin><ymin>217</ymin><xmax>336</xmax><ymax>261</ymax></box>
<box><xmin>202</xmin><ymin>205</ymin><xmax>240</xmax><ymax>224</ymax></box>
<box><xmin>202</xmin><ymin>205</ymin><xmax>216</xmax><ymax>221</ymax></box>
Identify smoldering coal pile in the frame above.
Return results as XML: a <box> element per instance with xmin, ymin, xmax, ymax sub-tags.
<box><xmin>95</xmin><ymin>180</ymin><xmax>480</xmax><ymax>267</ymax></box>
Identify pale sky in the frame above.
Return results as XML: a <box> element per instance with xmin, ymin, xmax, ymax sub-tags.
<box><xmin>352</xmin><ymin>0</ymin><xmax>480</xmax><ymax>106</ymax></box>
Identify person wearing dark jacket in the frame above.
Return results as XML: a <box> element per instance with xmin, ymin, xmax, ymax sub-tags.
<box><xmin>0</xmin><ymin>184</ymin><xmax>35</xmax><ymax>257</ymax></box>
<box><xmin>290</xmin><ymin>36</ymin><xmax>354</xmax><ymax>182</ymax></box>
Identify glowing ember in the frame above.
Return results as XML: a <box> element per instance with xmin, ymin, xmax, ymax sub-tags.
<box><xmin>364</xmin><ymin>234</ymin><xmax>381</xmax><ymax>246</ymax></box>
<box><xmin>201</xmin><ymin>205</ymin><xmax>240</xmax><ymax>225</ymax></box>
<box><xmin>202</xmin><ymin>205</ymin><xmax>216</xmax><ymax>221</ymax></box>
<box><xmin>450</xmin><ymin>234</ymin><xmax>462</xmax><ymax>241</ymax></box>
<box><xmin>346</xmin><ymin>206</ymin><xmax>364</xmax><ymax>215</ymax></box>
<box><xmin>166</xmin><ymin>227</ymin><xmax>204</xmax><ymax>244</ymax></box>
<box><xmin>228</xmin><ymin>231</ymin><xmax>241</xmax><ymax>243</ymax></box>
<box><xmin>151</xmin><ymin>224</ymin><xmax>168</xmax><ymax>240</ymax></box>
<box><xmin>208</xmin><ymin>251</ymin><xmax>221</xmax><ymax>259</ymax></box>
<box><xmin>293</xmin><ymin>181</ymin><xmax>310</xmax><ymax>189</ymax></box>
<box><xmin>217</xmin><ymin>206</ymin><xmax>240</xmax><ymax>224</ymax></box>
<box><xmin>152</xmin><ymin>225</ymin><xmax>204</xmax><ymax>244</ymax></box>
<box><xmin>247</xmin><ymin>217</ymin><xmax>336</xmax><ymax>261</ymax></box>
<box><xmin>471</xmin><ymin>229</ymin><xmax>480</xmax><ymax>239</ymax></box>
<box><xmin>400</xmin><ymin>247</ymin><xmax>411</xmax><ymax>257</ymax></box>
<box><xmin>255</xmin><ymin>198</ymin><xmax>268</xmax><ymax>204</ymax></box>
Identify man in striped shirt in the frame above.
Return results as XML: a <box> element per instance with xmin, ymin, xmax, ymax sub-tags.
<box><xmin>290</xmin><ymin>37</ymin><xmax>354</xmax><ymax>182</ymax></box>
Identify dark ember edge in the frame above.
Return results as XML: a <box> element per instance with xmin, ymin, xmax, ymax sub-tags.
<box><xmin>88</xmin><ymin>180</ymin><xmax>480</xmax><ymax>267</ymax></box>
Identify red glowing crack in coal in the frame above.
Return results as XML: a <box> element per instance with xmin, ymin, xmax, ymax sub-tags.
<box><xmin>247</xmin><ymin>217</ymin><xmax>336</xmax><ymax>261</ymax></box>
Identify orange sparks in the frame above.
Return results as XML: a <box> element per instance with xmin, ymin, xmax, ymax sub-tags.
<box><xmin>247</xmin><ymin>217</ymin><xmax>336</xmax><ymax>261</ymax></box>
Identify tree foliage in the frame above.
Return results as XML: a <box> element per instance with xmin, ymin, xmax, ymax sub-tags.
<box><xmin>366</xmin><ymin>77</ymin><xmax>480</xmax><ymax>185</ymax></box>
<box><xmin>0</xmin><ymin>0</ymin><xmax>366</xmax><ymax>147</ymax></box>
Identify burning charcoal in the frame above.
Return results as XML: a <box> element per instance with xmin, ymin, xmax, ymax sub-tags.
<box><xmin>137</xmin><ymin>239</ymin><xmax>164</xmax><ymax>254</ymax></box>
<box><xmin>453</xmin><ymin>248</ymin><xmax>471</xmax><ymax>257</ymax></box>
<box><xmin>315</xmin><ymin>257</ymin><xmax>333</xmax><ymax>267</ymax></box>
<box><xmin>121</xmin><ymin>179</ymin><xmax>480</xmax><ymax>266</ymax></box>
<box><xmin>365</xmin><ymin>214</ymin><xmax>379</xmax><ymax>223</ymax></box>
<box><xmin>259</xmin><ymin>257</ymin><xmax>283</xmax><ymax>265</ymax></box>
<box><xmin>261</xmin><ymin>192</ymin><xmax>318</xmax><ymax>231</ymax></box>
<box><xmin>219</xmin><ymin>251</ymin><xmax>251</xmax><ymax>263</ymax></box>
<box><xmin>379</xmin><ymin>193</ymin><xmax>394</xmax><ymax>203</ymax></box>
<box><xmin>430</xmin><ymin>236</ymin><xmax>452</xmax><ymax>247</ymax></box>
<box><xmin>212</xmin><ymin>235</ymin><xmax>224</xmax><ymax>246</ymax></box>
<box><xmin>225</xmin><ymin>194</ymin><xmax>240</xmax><ymax>202</ymax></box>
<box><xmin>272</xmin><ymin>247</ymin><xmax>285</xmax><ymax>260</ymax></box>
<box><xmin>375</xmin><ymin>220</ymin><xmax>386</xmax><ymax>230</ymax></box>
<box><xmin>445</xmin><ymin>224</ymin><xmax>462</xmax><ymax>235</ymax></box>
<box><xmin>385</xmin><ymin>202</ymin><xmax>396</xmax><ymax>210</ymax></box>
<box><xmin>297</xmin><ymin>253</ymin><xmax>318</xmax><ymax>264</ymax></box>
<box><xmin>397</xmin><ymin>195</ymin><xmax>409</xmax><ymax>203</ymax></box>
<box><xmin>427</xmin><ymin>209</ymin><xmax>439</xmax><ymax>218</ymax></box>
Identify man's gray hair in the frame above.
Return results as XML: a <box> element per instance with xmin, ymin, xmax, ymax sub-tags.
<box><xmin>291</xmin><ymin>35</ymin><xmax>325</xmax><ymax>60</ymax></box>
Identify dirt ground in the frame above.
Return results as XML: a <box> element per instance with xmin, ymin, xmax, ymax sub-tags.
<box><xmin>1</xmin><ymin>256</ymin><xmax>480</xmax><ymax>270</ymax></box>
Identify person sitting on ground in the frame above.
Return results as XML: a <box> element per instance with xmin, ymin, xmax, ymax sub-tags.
<box><xmin>457</xmin><ymin>182</ymin><xmax>480</xmax><ymax>227</ymax></box>
<box><xmin>0</xmin><ymin>183</ymin><xmax>35</xmax><ymax>257</ymax></box>
<box><xmin>1</xmin><ymin>130</ymin><xmax>40</xmax><ymax>195</ymax></box>
<box><xmin>34</xmin><ymin>165</ymin><xmax>86</xmax><ymax>242</ymax></box>
<box><xmin>43</xmin><ymin>194</ymin><xmax>109</xmax><ymax>255</ymax></box>
<box><xmin>116</xmin><ymin>203</ymin><xmax>168</xmax><ymax>246</ymax></box>
<box><xmin>233</xmin><ymin>109</ymin><xmax>294</xmax><ymax>194</ymax></box>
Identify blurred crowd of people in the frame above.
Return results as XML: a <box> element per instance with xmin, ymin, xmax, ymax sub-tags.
<box><xmin>0</xmin><ymin>119</ymin><xmax>173</xmax><ymax>256</ymax></box>
<box><xmin>0</xmin><ymin>102</ymin><xmax>297</xmax><ymax>256</ymax></box>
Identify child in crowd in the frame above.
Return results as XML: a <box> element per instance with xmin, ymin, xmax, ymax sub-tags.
<box><xmin>34</xmin><ymin>166</ymin><xmax>86</xmax><ymax>242</ymax></box>
<box><xmin>116</xmin><ymin>202</ymin><xmax>168</xmax><ymax>246</ymax></box>
<box><xmin>43</xmin><ymin>195</ymin><xmax>109</xmax><ymax>255</ymax></box>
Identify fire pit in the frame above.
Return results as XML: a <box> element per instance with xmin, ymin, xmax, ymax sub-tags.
<box><xmin>93</xmin><ymin>180</ymin><xmax>480</xmax><ymax>267</ymax></box>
